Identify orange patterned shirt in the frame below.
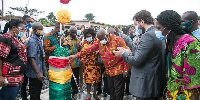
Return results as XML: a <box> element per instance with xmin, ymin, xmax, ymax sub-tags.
<box><xmin>77</xmin><ymin>34</ymin><xmax>129</xmax><ymax>76</ymax></box>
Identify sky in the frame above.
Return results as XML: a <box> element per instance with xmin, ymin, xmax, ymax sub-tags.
<box><xmin>1</xmin><ymin>0</ymin><xmax>200</xmax><ymax>25</ymax></box>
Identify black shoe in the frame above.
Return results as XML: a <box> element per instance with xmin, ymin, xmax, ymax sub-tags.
<box><xmin>97</xmin><ymin>91</ymin><xmax>102</xmax><ymax>95</ymax></box>
<box><xmin>102</xmin><ymin>93</ymin><xmax>107</xmax><ymax>97</ymax></box>
<box><xmin>71</xmin><ymin>94</ymin><xmax>76</xmax><ymax>100</ymax></box>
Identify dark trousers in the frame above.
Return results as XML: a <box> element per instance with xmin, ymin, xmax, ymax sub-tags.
<box><xmin>97</xmin><ymin>66</ymin><xmax>109</xmax><ymax>95</ymax></box>
<box><xmin>136</xmin><ymin>97</ymin><xmax>159</xmax><ymax>100</ymax></box>
<box><xmin>125</xmin><ymin>72</ymin><xmax>131</xmax><ymax>95</ymax></box>
<box><xmin>71</xmin><ymin>67</ymin><xmax>79</xmax><ymax>95</ymax></box>
<box><xmin>107</xmin><ymin>74</ymin><xmax>125</xmax><ymax>100</ymax></box>
<box><xmin>29</xmin><ymin>78</ymin><xmax>43</xmax><ymax>100</ymax></box>
<box><xmin>21</xmin><ymin>74</ymin><xmax>28</xmax><ymax>100</ymax></box>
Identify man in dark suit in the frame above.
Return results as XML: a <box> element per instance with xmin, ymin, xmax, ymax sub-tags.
<box><xmin>113</xmin><ymin>10</ymin><xmax>166</xmax><ymax>100</ymax></box>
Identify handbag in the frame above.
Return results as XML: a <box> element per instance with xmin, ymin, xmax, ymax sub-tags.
<box><xmin>96</xmin><ymin>53</ymin><xmax>104</xmax><ymax>66</ymax></box>
<box><xmin>32</xmin><ymin>37</ymin><xmax>49</xmax><ymax>78</ymax></box>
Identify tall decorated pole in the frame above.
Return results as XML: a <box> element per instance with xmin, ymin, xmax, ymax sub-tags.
<box><xmin>48</xmin><ymin>0</ymin><xmax>72</xmax><ymax>100</ymax></box>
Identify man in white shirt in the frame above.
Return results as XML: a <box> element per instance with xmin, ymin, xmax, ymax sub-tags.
<box><xmin>0</xmin><ymin>19</ymin><xmax>7</xmax><ymax>33</ymax></box>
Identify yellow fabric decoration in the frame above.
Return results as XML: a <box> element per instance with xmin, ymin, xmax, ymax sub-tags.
<box><xmin>184</xmin><ymin>90</ymin><xmax>191</xmax><ymax>100</ymax></box>
<box><xmin>49</xmin><ymin>69</ymin><xmax>72</xmax><ymax>84</ymax></box>
<box><xmin>171</xmin><ymin>90</ymin><xmax>178</xmax><ymax>100</ymax></box>
<box><xmin>56</xmin><ymin>9</ymin><xmax>71</xmax><ymax>24</ymax></box>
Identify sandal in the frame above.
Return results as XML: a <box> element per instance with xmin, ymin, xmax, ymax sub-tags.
<box><xmin>85</xmin><ymin>93</ymin><xmax>91</xmax><ymax>100</ymax></box>
<box><xmin>93</xmin><ymin>94</ymin><xmax>100</xmax><ymax>100</ymax></box>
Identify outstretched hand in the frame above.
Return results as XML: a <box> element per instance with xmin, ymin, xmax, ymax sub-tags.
<box><xmin>69</xmin><ymin>54</ymin><xmax>78</xmax><ymax>60</ymax></box>
<box><xmin>113</xmin><ymin>47</ymin><xmax>125</xmax><ymax>57</ymax></box>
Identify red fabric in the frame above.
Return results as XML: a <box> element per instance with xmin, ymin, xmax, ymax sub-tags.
<box><xmin>3</xmin><ymin>74</ymin><xmax>24</xmax><ymax>86</ymax></box>
<box><xmin>48</xmin><ymin>58</ymin><xmax>69</xmax><ymax>68</ymax></box>
<box><xmin>60</xmin><ymin>0</ymin><xmax>71</xmax><ymax>4</ymax></box>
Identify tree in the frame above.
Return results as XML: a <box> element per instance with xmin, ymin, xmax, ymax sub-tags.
<box><xmin>102</xmin><ymin>24</ymin><xmax>111</xmax><ymax>29</ymax></box>
<box><xmin>46</xmin><ymin>12</ymin><xmax>56</xmax><ymax>24</ymax></box>
<box><xmin>117</xmin><ymin>25</ymin><xmax>123</xmax><ymax>30</ymax></box>
<box><xmin>10</xmin><ymin>6</ymin><xmax>44</xmax><ymax>18</ymax></box>
<box><xmin>5</xmin><ymin>11</ymin><xmax>15</xmax><ymax>21</ymax></box>
<box><xmin>38</xmin><ymin>18</ymin><xmax>50</xmax><ymax>26</ymax></box>
<box><xmin>84</xmin><ymin>13</ymin><xmax>95</xmax><ymax>21</ymax></box>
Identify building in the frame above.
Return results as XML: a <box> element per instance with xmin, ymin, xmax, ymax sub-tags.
<box><xmin>65</xmin><ymin>20</ymin><xmax>107</xmax><ymax>29</ymax></box>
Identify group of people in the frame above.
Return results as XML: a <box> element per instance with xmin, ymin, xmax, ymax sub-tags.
<box><xmin>69</xmin><ymin>10</ymin><xmax>200</xmax><ymax>100</ymax></box>
<box><xmin>0</xmin><ymin>9</ymin><xmax>200</xmax><ymax>100</ymax></box>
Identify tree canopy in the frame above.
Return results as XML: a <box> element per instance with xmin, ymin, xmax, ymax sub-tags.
<box><xmin>38</xmin><ymin>18</ymin><xmax>51</xmax><ymax>26</ymax></box>
<box><xmin>46</xmin><ymin>12</ymin><xmax>56</xmax><ymax>24</ymax></box>
<box><xmin>84</xmin><ymin>13</ymin><xmax>95</xmax><ymax>21</ymax></box>
<box><xmin>10</xmin><ymin>6</ymin><xmax>44</xmax><ymax>18</ymax></box>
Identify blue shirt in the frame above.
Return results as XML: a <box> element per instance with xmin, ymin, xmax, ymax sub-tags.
<box><xmin>192</xmin><ymin>28</ymin><xmax>200</xmax><ymax>41</ymax></box>
<box><xmin>129</xmin><ymin>34</ymin><xmax>135</xmax><ymax>41</ymax></box>
<box><xmin>26</xmin><ymin>34</ymin><xmax>44</xmax><ymax>78</ymax></box>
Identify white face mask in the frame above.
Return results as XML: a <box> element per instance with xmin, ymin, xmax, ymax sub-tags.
<box><xmin>77</xmin><ymin>30</ymin><xmax>82</xmax><ymax>36</ymax></box>
<box><xmin>135</xmin><ymin>25</ymin><xmax>142</xmax><ymax>35</ymax></box>
<box><xmin>86</xmin><ymin>37</ymin><xmax>93</xmax><ymax>42</ymax></box>
<box><xmin>100</xmin><ymin>39</ymin><xmax>107</xmax><ymax>44</ymax></box>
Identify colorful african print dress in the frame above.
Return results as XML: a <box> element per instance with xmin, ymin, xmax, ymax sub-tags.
<box><xmin>167</xmin><ymin>34</ymin><xmax>200</xmax><ymax>99</ymax></box>
<box><xmin>44</xmin><ymin>32</ymin><xmax>71</xmax><ymax>100</ymax></box>
<box><xmin>0</xmin><ymin>33</ymin><xmax>27</xmax><ymax>86</ymax></box>
<box><xmin>80</xmin><ymin>38</ymin><xmax>101</xmax><ymax>84</ymax></box>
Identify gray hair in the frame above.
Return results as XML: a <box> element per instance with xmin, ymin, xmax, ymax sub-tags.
<box><xmin>69</xmin><ymin>26</ymin><xmax>77</xmax><ymax>32</ymax></box>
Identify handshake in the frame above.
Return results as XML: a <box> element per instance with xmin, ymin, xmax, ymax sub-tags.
<box><xmin>113</xmin><ymin>47</ymin><xmax>132</xmax><ymax>57</ymax></box>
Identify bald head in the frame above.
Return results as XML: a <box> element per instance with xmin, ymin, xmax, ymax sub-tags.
<box><xmin>53</xmin><ymin>22</ymin><xmax>64</xmax><ymax>34</ymax></box>
<box><xmin>76</xmin><ymin>26</ymin><xmax>81</xmax><ymax>30</ymax></box>
<box><xmin>107</xmin><ymin>28</ymin><xmax>116</xmax><ymax>34</ymax></box>
<box><xmin>182</xmin><ymin>11</ymin><xmax>199</xmax><ymax>32</ymax></box>
<box><xmin>69</xmin><ymin>26</ymin><xmax>77</xmax><ymax>33</ymax></box>
<box><xmin>182</xmin><ymin>11</ymin><xmax>198</xmax><ymax>22</ymax></box>
<box><xmin>97</xmin><ymin>29</ymin><xmax>108</xmax><ymax>40</ymax></box>
<box><xmin>55</xmin><ymin>22</ymin><xmax>61</xmax><ymax>27</ymax></box>
<box><xmin>32</xmin><ymin>22</ymin><xmax>43</xmax><ymax>30</ymax></box>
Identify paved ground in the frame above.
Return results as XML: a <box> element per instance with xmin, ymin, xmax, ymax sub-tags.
<box><xmin>17</xmin><ymin>77</ymin><xmax>137</xmax><ymax>100</ymax></box>
<box><xmin>39</xmin><ymin>89</ymin><xmax>136</xmax><ymax>100</ymax></box>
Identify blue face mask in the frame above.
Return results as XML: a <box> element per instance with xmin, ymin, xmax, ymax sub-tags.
<box><xmin>155</xmin><ymin>30</ymin><xmax>167</xmax><ymax>40</ymax></box>
<box><xmin>58</xmin><ymin>31</ymin><xmax>64</xmax><ymax>35</ymax></box>
<box><xmin>77</xmin><ymin>30</ymin><xmax>82</xmax><ymax>36</ymax></box>
<box><xmin>192</xmin><ymin>28</ymin><xmax>200</xmax><ymax>41</ymax></box>
<box><xmin>135</xmin><ymin>25</ymin><xmax>142</xmax><ymax>34</ymax></box>
<box><xmin>15</xmin><ymin>32</ymin><xmax>24</xmax><ymax>38</ymax></box>
<box><xmin>181</xmin><ymin>20</ymin><xmax>193</xmax><ymax>29</ymax></box>
<box><xmin>25</xmin><ymin>23</ymin><xmax>32</xmax><ymax>28</ymax></box>
<box><xmin>86</xmin><ymin>37</ymin><xmax>93</xmax><ymax>42</ymax></box>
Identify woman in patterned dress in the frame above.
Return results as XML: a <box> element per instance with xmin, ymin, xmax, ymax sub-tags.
<box><xmin>0</xmin><ymin>19</ymin><xmax>27</xmax><ymax>100</ymax></box>
<box><xmin>155</xmin><ymin>10</ymin><xmax>200</xmax><ymax>100</ymax></box>
<box><xmin>81</xmin><ymin>28</ymin><xmax>101</xmax><ymax>100</ymax></box>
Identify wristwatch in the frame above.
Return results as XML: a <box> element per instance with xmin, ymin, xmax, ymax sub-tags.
<box><xmin>124</xmin><ymin>71</ymin><xmax>128</xmax><ymax>73</ymax></box>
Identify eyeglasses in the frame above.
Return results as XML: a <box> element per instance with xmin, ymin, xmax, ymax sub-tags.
<box><xmin>18</xmin><ymin>27</ymin><xmax>26</xmax><ymax>31</ymax></box>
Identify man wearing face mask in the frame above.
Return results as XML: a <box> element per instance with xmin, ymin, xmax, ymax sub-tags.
<box><xmin>65</xmin><ymin>26</ymin><xmax>81</xmax><ymax>99</ymax></box>
<box><xmin>113</xmin><ymin>10</ymin><xmax>166</xmax><ymax>100</ymax></box>
<box><xmin>129</xmin><ymin>27</ymin><xmax>136</xmax><ymax>41</ymax></box>
<box><xmin>20</xmin><ymin>15</ymin><xmax>33</xmax><ymax>100</ymax></box>
<box><xmin>77</xmin><ymin>26</ymin><xmax>83</xmax><ymax>39</ymax></box>
<box><xmin>181</xmin><ymin>11</ymin><xmax>200</xmax><ymax>41</ymax></box>
<box><xmin>108</xmin><ymin>27</ymin><xmax>133</xmax><ymax>96</ymax></box>
<box><xmin>43</xmin><ymin>22</ymin><xmax>65</xmax><ymax>62</ymax></box>
<box><xmin>69</xmin><ymin>29</ymin><xmax>129</xmax><ymax>100</ymax></box>
<box><xmin>26</xmin><ymin>22</ymin><xmax>44</xmax><ymax>100</ymax></box>
<box><xmin>76</xmin><ymin>26</ymin><xmax>84</xmax><ymax>91</ymax></box>
<box><xmin>21</xmin><ymin>15</ymin><xmax>33</xmax><ymax>45</ymax></box>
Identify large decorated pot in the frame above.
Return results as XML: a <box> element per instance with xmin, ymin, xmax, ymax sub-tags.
<box><xmin>48</xmin><ymin>56</ymin><xmax>72</xmax><ymax>100</ymax></box>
